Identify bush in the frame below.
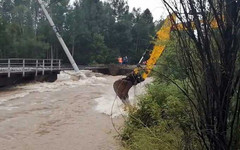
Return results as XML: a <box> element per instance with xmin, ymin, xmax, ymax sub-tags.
<box><xmin>121</xmin><ymin>81</ymin><xmax>199</xmax><ymax>150</ymax></box>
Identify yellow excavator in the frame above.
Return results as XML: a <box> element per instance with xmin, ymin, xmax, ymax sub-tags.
<box><xmin>113</xmin><ymin>14</ymin><xmax>218</xmax><ymax>107</ymax></box>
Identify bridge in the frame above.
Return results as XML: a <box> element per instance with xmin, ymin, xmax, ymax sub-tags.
<box><xmin>0</xmin><ymin>58</ymin><xmax>135</xmax><ymax>87</ymax></box>
<box><xmin>0</xmin><ymin>58</ymin><xmax>61</xmax><ymax>77</ymax></box>
<box><xmin>0</xmin><ymin>58</ymin><xmax>62</xmax><ymax>87</ymax></box>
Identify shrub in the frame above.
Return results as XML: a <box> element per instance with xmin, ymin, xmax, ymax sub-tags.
<box><xmin>121</xmin><ymin>81</ymin><xmax>199</xmax><ymax>150</ymax></box>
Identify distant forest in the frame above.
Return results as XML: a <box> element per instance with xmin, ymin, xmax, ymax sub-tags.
<box><xmin>0</xmin><ymin>0</ymin><xmax>162</xmax><ymax>65</ymax></box>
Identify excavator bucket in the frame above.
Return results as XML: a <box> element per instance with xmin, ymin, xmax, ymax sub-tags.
<box><xmin>113</xmin><ymin>78</ymin><xmax>133</xmax><ymax>106</ymax></box>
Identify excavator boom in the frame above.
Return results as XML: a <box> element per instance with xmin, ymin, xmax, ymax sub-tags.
<box><xmin>114</xmin><ymin>14</ymin><xmax>219</xmax><ymax>106</ymax></box>
<box><xmin>113</xmin><ymin>15</ymin><xmax>175</xmax><ymax>105</ymax></box>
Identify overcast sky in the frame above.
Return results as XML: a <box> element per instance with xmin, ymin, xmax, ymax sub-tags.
<box><xmin>69</xmin><ymin>0</ymin><xmax>168</xmax><ymax>21</ymax></box>
<box><xmin>126</xmin><ymin>0</ymin><xmax>167</xmax><ymax>20</ymax></box>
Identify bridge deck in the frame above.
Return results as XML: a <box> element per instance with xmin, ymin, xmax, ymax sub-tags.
<box><xmin>0</xmin><ymin>59</ymin><xmax>61</xmax><ymax>77</ymax></box>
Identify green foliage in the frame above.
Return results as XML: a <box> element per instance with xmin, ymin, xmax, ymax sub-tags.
<box><xmin>12</xmin><ymin>36</ymin><xmax>49</xmax><ymax>58</ymax></box>
<box><xmin>121</xmin><ymin>35</ymin><xmax>201</xmax><ymax>150</ymax></box>
<box><xmin>121</xmin><ymin>81</ymin><xmax>199</xmax><ymax>150</ymax></box>
<box><xmin>130</xmin><ymin>8</ymin><xmax>155</xmax><ymax>63</ymax></box>
<box><xmin>89</xmin><ymin>33</ymin><xmax>110</xmax><ymax>64</ymax></box>
<box><xmin>153</xmin><ymin>34</ymin><xmax>187</xmax><ymax>80</ymax></box>
<box><xmin>124</xmin><ymin>124</ymin><xmax>184</xmax><ymax>150</ymax></box>
<box><xmin>0</xmin><ymin>0</ymin><xmax>156</xmax><ymax>64</ymax></box>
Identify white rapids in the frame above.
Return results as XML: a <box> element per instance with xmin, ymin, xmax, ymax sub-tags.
<box><xmin>0</xmin><ymin>70</ymin><xmax>151</xmax><ymax>117</ymax></box>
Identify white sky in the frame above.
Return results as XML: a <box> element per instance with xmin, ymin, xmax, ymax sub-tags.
<box><xmin>126</xmin><ymin>0</ymin><xmax>168</xmax><ymax>21</ymax></box>
<box><xmin>69</xmin><ymin>0</ymin><xmax>168</xmax><ymax>21</ymax></box>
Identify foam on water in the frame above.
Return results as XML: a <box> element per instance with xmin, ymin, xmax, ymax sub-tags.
<box><xmin>95</xmin><ymin>89</ymin><xmax>127</xmax><ymax>118</ymax></box>
<box><xmin>0</xmin><ymin>70</ymin><xmax>152</xmax><ymax>117</ymax></box>
<box><xmin>94</xmin><ymin>78</ymin><xmax>152</xmax><ymax>118</ymax></box>
<box><xmin>0</xmin><ymin>106</ymin><xmax>19</xmax><ymax>111</ymax></box>
<box><xmin>0</xmin><ymin>93</ymin><xmax>30</xmax><ymax>105</ymax></box>
<box><xmin>0</xmin><ymin>70</ymin><xmax>106</xmax><ymax>105</ymax></box>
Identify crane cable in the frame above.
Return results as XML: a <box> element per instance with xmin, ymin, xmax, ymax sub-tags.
<box><xmin>110</xmin><ymin>95</ymin><xmax>122</xmax><ymax>136</ymax></box>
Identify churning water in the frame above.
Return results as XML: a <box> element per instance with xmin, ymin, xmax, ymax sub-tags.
<box><xmin>0</xmin><ymin>70</ymin><xmax>151</xmax><ymax>117</ymax></box>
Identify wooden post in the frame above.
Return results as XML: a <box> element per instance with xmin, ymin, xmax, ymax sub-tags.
<box><xmin>8</xmin><ymin>59</ymin><xmax>10</xmax><ymax>78</ymax></box>
<box><xmin>51</xmin><ymin>59</ymin><xmax>53</xmax><ymax>71</ymax></box>
<box><xmin>58</xmin><ymin>60</ymin><xmax>61</xmax><ymax>70</ymax></box>
<box><xmin>35</xmin><ymin>60</ymin><xmax>38</xmax><ymax>76</ymax></box>
<box><xmin>22</xmin><ymin>59</ymin><xmax>25</xmax><ymax>77</ymax></box>
<box><xmin>42</xmin><ymin>59</ymin><xmax>45</xmax><ymax>75</ymax></box>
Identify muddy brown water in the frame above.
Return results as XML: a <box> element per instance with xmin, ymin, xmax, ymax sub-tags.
<box><xmin>0</xmin><ymin>71</ymin><xmax>151</xmax><ymax>150</ymax></box>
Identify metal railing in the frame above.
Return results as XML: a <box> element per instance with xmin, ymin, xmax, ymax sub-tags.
<box><xmin>0</xmin><ymin>58</ymin><xmax>61</xmax><ymax>77</ymax></box>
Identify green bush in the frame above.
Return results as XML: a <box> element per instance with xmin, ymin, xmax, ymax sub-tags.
<box><xmin>120</xmin><ymin>35</ymin><xmax>202</xmax><ymax>149</ymax></box>
<box><xmin>121</xmin><ymin>81</ymin><xmax>199</xmax><ymax>150</ymax></box>
<box><xmin>124</xmin><ymin>123</ymin><xmax>184</xmax><ymax>150</ymax></box>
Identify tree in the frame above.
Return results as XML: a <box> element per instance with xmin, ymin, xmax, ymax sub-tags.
<box><xmin>109</xmin><ymin>0</ymin><xmax>129</xmax><ymax>21</ymax></box>
<box><xmin>0</xmin><ymin>0</ymin><xmax>157</xmax><ymax>65</ymax></box>
<box><xmin>130</xmin><ymin>8</ymin><xmax>155</xmax><ymax>63</ymax></box>
<box><xmin>162</xmin><ymin>0</ymin><xmax>240</xmax><ymax>149</ymax></box>
<box><xmin>0</xmin><ymin>0</ymin><xmax>14</xmax><ymax>23</ymax></box>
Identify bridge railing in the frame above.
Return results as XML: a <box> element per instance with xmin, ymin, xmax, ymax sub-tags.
<box><xmin>0</xmin><ymin>58</ymin><xmax>61</xmax><ymax>77</ymax></box>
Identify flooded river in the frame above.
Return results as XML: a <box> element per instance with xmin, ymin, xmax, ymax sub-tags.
<box><xmin>0</xmin><ymin>71</ymin><xmax>150</xmax><ymax>150</ymax></box>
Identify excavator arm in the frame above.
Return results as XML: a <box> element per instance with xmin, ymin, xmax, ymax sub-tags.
<box><xmin>113</xmin><ymin>15</ymin><xmax>176</xmax><ymax>104</ymax></box>
<box><xmin>134</xmin><ymin>15</ymin><xmax>174</xmax><ymax>80</ymax></box>
<box><xmin>113</xmin><ymin>14</ymin><xmax>218</xmax><ymax>106</ymax></box>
